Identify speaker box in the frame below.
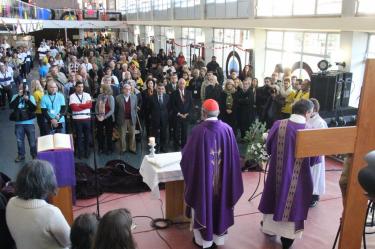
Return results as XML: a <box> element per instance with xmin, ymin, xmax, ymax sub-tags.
<box><xmin>341</xmin><ymin>72</ymin><xmax>353</xmax><ymax>108</ymax></box>
<box><xmin>310</xmin><ymin>72</ymin><xmax>348</xmax><ymax>112</ymax></box>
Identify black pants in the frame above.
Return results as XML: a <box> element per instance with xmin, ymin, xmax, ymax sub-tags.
<box><xmin>97</xmin><ymin>118</ymin><xmax>113</xmax><ymax>152</ymax></box>
<box><xmin>153</xmin><ymin>123</ymin><xmax>168</xmax><ymax>152</ymax></box>
<box><xmin>174</xmin><ymin>116</ymin><xmax>188</xmax><ymax>149</ymax></box>
<box><xmin>36</xmin><ymin>113</ymin><xmax>48</xmax><ymax>136</ymax></box>
<box><xmin>0</xmin><ymin>85</ymin><xmax>12</xmax><ymax>106</ymax></box>
<box><xmin>73</xmin><ymin>119</ymin><xmax>91</xmax><ymax>157</ymax></box>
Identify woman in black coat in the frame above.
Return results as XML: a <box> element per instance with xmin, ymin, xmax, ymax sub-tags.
<box><xmin>219</xmin><ymin>79</ymin><xmax>237</xmax><ymax>134</ymax></box>
<box><xmin>236</xmin><ymin>78</ymin><xmax>256</xmax><ymax>139</ymax></box>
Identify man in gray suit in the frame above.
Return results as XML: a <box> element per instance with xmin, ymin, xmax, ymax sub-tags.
<box><xmin>115</xmin><ymin>83</ymin><xmax>138</xmax><ymax>154</ymax></box>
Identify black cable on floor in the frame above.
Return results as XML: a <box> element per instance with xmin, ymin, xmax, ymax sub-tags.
<box><xmin>132</xmin><ymin>199</ymin><xmax>173</xmax><ymax>249</ymax></box>
<box><xmin>73</xmin><ymin>193</ymin><xmax>139</xmax><ymax>210</ymax></box>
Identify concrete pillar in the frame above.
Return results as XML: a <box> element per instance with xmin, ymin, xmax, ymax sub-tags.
<box><xmin>253</xmin><ymin>28</ymin><xmax>267</xmax><ymax>84</ymax></box>
<box><xmin>154</xmin><ymin>26</ymin><xmax>162</xmax><ymax>53</ymax></box>
<box><xmin>341</xmin><ymin>0</ymin><xmax>356</xmax><ymax>17</ymax></box>
<box><xmin>128</xmin><ymin>25</ymin><xmax>135</xmax><ymax>44</ymax></box>
<box><xmin>174</xmin><ymin>26</ymin><xmax>182</xmax><ymax>55</ymax></box>
<box><xmin>203</xmin><ymin>27</ymin><xmax>214</xmax><ymax>61</ymax></box>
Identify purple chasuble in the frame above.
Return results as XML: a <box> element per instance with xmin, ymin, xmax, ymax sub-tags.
<box><xmin>258</xmin><ymin>119</ymin><xmax>318</xmax><ymax>231</ymax></box>
<box><xmin>181</xmin><ymin>120</ymin><xmax>244</xmax><ymax>241</ymax></box>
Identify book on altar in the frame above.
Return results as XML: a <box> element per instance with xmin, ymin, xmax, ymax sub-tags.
<box><xmin>37</xmin><ymin>133</ymin><xmax>73</xmax><ymax>152</ymax></box>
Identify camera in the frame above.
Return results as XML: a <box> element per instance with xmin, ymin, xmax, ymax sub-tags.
<box><xmin>22</xmin><ymin>79</ymin><xmax>29</xmax><ymax>96</ymax></box>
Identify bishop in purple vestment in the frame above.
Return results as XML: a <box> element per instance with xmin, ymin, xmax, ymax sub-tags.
<box><xmin>181</xmin><ymin>99</ymin><xmax>244</xmax><ymax>249</ymax></box>
<box><xmin>258</xmin><ymin>99</ymin><xmax>318</xmax><ymax>249</ymax></box>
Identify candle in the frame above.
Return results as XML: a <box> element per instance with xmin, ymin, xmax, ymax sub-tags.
<box><xmin>149</xmin><ymin>137</ymin><xmax>155</xmax><ymax>145</ymax></box>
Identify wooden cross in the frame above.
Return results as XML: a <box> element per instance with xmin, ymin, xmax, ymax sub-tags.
<box><xmin>295</xmin><ymin>59</ymin><xmax>375</xmax><ymax>249</ymax></box>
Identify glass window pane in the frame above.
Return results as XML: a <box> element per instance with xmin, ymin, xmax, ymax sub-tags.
<box><xmin>284</xmin><ymin>32</ymin><xmax>303</xmax><ymax>52</ymax></box>
<box><xmin>273</xmin><ymin>0</ymin><xmax>293</xmax><ymax>16</ymax></box>
<box><xmin>282</xmin><ymin>52</ymin><xmax>301</xmax><ymax>70</ymax></box>
<box><xmin>293</xmin><ymin>0</ymin><xmax>316</xmax><ymax>15</ymax></box>
<box><xmin>326</xmin><ymin>33</ymin><xmax>340</xmax><ymax>57</ymax></box>
<box><xmin>265</xmin><ymin>50</ymin><xmax>282</xmax><ymax>76</ymax></box>
<box><xmin>266</xmin><ymin>31</ymin><xmax>283</xmax><ymax>49</ymax></box>
<box><xmin>357</xmin><ymin>0</ymin><xmax>375</xmax><ymax>14</ymax></box>
<box><xmin>316</xmin><ymin>0</ymin><xmax>342</xmax><ymax>15</ymax></box>
<box><xmin>302</xmin><ymin>55</ymin><xmax>324</xmax><ymax>73</ymax></box>
<box><xmin>214</xmin><ymin>29</ymin><xmax>224</xmax><ymax>43</ymax></box>
<box><xmin>214</xmin><ymin>43</ymin><xmax>224</xmax><ymax>69</ymax></box>
<box><xmin>256</xmin><ymin>0</ymin><xmax>273</xmax><ymax>16</ymax></box>
<box><xmin>182</xmin><ymin>28</ymin><xmax>189</xmax><ymax>39</ymax></box>
<box><xmin>224</xmin><ymin>29</ymin><xmax>235</xmax><ymax>44</ymax></box>
<box><xmin>234</xmin><ymin>30</ymin><xmax>242</xmax><ymax>45</ymax></box>
<box><xmin>303</xmin><ymin>33</ymin><xmax>327</xmax><ymax>55</ymax></box>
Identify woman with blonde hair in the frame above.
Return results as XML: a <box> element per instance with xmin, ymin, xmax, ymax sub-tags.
<box><xmin>31</xmin><ymin>79</ymin><xmax>47</xmax><ymax>136</ymax></box>
<box><xmin>96</xmin><ymin>83</ymin><xmax>115</xmax><ymax>154</ymax></box>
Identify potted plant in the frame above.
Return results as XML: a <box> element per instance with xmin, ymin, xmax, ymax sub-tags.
<box><xmin>243</xmin><ymin>120</ymin><xmax>269</xmax><ymax>171</ymax></box>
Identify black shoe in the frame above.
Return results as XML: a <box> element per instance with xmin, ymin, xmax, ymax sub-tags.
<box><xmin>15</xmin><ymin>156</ymin><xmax>25</xmax><ymax>163</ymax></box>
<box><xmin>281</xmin><ymin>237</ymin><xmax>294</xmax><ymax>249</ymax></box>
<box><xmin>310</xmin><ymin>200</ymin><xmax>318</xmax><ymax>208</ymax></box>
<box><xmin>192</xmin><ymin>238</ymin><xmax>216</xmax><ymax>248</ymax></box>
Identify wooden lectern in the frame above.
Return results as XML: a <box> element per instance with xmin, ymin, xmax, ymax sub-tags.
<box><xmin>37</xmin><ymin>135</ymin><xmax>75</xmax><ymax>225</ymax></box>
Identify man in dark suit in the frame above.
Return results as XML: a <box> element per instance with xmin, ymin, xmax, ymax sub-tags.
<box><xmin>150</xmin><ymin>83</ymin><xmax>169</xmax><ymax>153</ymax></box>
<box><xmin>166</xmin><ymin>73</ymin><xmax>178</xmax><ymax>140</ymax></box>
<box><xmin>165</xmin><ymin>74</ymin><xmax>178</xmax><ymax>95</ymax></box>
<box><xmin>115</xmin><ymin>83</ymin><xmax>138</xmax><ymax>154</ymax></box>
<box><xmin>171</xmin><ymin>78</ymin><xmax>192</xmax><ymax>150</ymax></box>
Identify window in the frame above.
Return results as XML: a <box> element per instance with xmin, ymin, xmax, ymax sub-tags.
<box><xmin>175</xmin><ymin>0</ymin><xmax>200</xmax><ymax>8</ymax></box>
<box><xmin>357</xmin><ymin>0</ymin><xmax>375</xmax><ymax>15</ymax></box>
<box><xmin>256</xmin><ymin>0</ymin><xmax>342</xmax><ymax>17</ymax></box>
<box><xmin>154</xmin><ymin>0</ymin><xmax>171</xmax><ymax>10</ymax></box>
<box><xmin>139</xmin><ymin>0</ymin><xmax>152</xmax><ymax>12</ymax></box>
<box><xmin>264</xmin><ymin>30</ymin><xmax>340</xmax><ymax>79</ymax></box>
<box><xmin>368</xmin><ymin>35</ymin><xmax>375</xmax><ymax>58</ymax></box>
<box><xmin>126</xmin><ymin>0</ymin><xmax>137</xmax><ymax>13</ymax></box>
<box><xmin>116</xmin><ymin>0</ymin><xmax>126</xmax><ymax>11</ymax></box>
<box><xmin>316</xmin><ymin>0</ymin><xmax>342</xmax><ymax>15</ymax></box>
<box><xmin>181</xmin><ymin>27</ymin><xmax>205</xmax><ymax>66</ymax></box>
<box><xmin>213</xmin><ymin>28</ymin><xmax>252</xmax><ymax>75</ymax></box>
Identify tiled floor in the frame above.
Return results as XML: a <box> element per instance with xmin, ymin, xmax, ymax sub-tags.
<box><xmin>73</xmin><ymin>158</ymin><xmax>373</xmax><ymax>249</ymax></box>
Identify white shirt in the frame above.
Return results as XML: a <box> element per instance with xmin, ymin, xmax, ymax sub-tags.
<box><xmin>83</xmin><ymin>62</ymin><xmax>93</xmax><ymax>72</ymax></box>
<box><xmin>69</xmin><ymin>92</ymin><xmax>92</xmax><ymax>119</ymax></box>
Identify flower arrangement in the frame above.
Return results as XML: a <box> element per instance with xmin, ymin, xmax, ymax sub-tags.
<box><xmin>244</xmin><ymin>120</ymin><xmax>269</xmax><ymax>165</ymax></box>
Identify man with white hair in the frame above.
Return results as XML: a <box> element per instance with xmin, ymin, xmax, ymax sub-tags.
<box><xmin>163</xmin><ymin>59</ymin><xmax>176</xmax><ymax>74</ymax></box>
<box><xmin>181</xmin><ymin>99</ymin><xmax>244</xmax><ymax>248</ymax></box>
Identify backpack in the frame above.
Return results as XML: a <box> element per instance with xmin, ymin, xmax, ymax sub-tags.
<box><xmin>75</xmin><ymin>162</ymin><xmax>102</xmax><ymax>199</ymax></box>
<box><xmin>97</xmin><ymin>160</ymin><xmax>149</xmax><ymax>194</ymax></box>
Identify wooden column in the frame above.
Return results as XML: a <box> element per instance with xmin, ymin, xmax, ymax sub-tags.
<box><xmin>295</xmin><ymin>59</ymin><xmax>375</xmax><ymax>249</ymax></box>
<box><xmin>49</xmin><ymin>186</ymin><xmax>74</xmax><ymax>225</ymax></box>
<box><xmin>339</xmin><ymin>59</ymin><xmax>375</xmax><ymax>249</ymax></box>
<box><xmin>165</xmin><ymin>180</ymin><xmax>186</xmax><ymax>222</ymax></box>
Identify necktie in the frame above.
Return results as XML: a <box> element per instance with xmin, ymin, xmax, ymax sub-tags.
<box><xmin>159</xmin><ymin>95</ymin><xmax>163</xmax><ymax>104</ymax></box>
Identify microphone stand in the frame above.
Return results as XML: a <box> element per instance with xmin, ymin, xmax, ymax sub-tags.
<box><xmin>68</xmin><ymin>111</ymin><xmax>103</xmax><ymax>219</ymax></box>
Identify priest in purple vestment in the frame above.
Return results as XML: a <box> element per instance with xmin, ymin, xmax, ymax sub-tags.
<box><xmin>258</xmin><ymin>99</ymin><xmax>318</xmax><ymax>249</ymax></box>
<box><xmin>181</xmin><ymin>99</ymin><xmax>244</xmax><ymax>249</ymax></box>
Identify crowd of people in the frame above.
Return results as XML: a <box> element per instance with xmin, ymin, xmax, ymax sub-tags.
<box><xmin>0</xmin><ymin>35</ymin><xmax>329</xmax><ymax>249</ymax></box>
<box><xmin>1</xmin><ymin>37</ymin><xmax>312</xmax><ymax>162</ymax></box>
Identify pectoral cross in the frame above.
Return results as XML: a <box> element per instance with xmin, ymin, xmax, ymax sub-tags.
<box><xmin>210</xmin><ymin>140</ymin><xmax>222</xmax><ymax>196</ymax></box>
<box><xmin>295</xmin><ymin>59</ymin><xmax>375</xmax><ymax>249</ymax></box>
